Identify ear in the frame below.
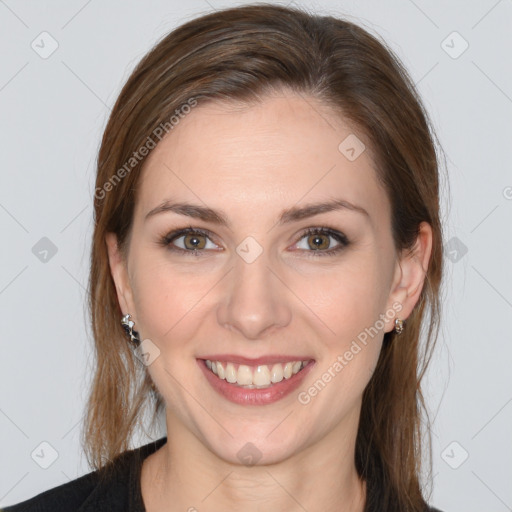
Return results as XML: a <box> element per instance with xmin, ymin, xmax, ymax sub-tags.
<box><xmin>384</xmin><ymin>221</ymin><xmax>433</xmax><ymax>332</ymax></box>
<box><xmin>105</xmin><ymin>232</ymin><xmax>135</xmax><ymax>316</ymax></box>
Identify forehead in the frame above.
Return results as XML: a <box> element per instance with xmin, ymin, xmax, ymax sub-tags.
<box><xmin>136</xmin><ymin>91</ymin><xmax>390</xmax><ymax>230</ymax></box>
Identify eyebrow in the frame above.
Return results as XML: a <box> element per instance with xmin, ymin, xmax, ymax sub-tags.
<box><xmin>145</xmin><ymin>198</ymin><xmax>369</xmax><ymax>227</ymax></box>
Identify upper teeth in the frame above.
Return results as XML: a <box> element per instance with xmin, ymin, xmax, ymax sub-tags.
<box><xmin>205</xmin><ymin>360</ymin><xmax>309</xmax><ymax>388</ymax></box>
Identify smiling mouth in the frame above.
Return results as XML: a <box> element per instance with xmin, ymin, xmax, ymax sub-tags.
<box><xmin>203</xmin><ymin>359</ymin><xmax>312</xmax><ymax>389</ymax></box>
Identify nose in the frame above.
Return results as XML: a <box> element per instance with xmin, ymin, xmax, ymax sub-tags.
<box><xmin>216</xmin><ymin>248</ymin><xmax>292</xmax><ymax>340</ymax></box>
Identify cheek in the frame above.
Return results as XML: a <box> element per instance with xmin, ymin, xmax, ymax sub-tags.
<box><xmin>294</xmin><ymin>253</ymin><xmax>388</xmax><ymax>396</ymax></box>
<box><xmin>294</xmin><ymin>254</ymin><xmax>389</xmax><ymax>341</ymax></box>
<box><xmin>129</xmin><ymin>252</ymin><xmax>211</xmax><ymax>342</ymax></box>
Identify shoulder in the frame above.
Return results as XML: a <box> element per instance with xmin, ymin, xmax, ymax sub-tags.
<box><xmin>1</xmin><ymin>437</ymin><xmax>167</xmax><ymax>512</ymax></box>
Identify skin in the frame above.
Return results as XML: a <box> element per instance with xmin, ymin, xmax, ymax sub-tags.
<box><xmin>106</xmin><ymin>89</ymin><xmax>432</xmax><ymax>512</ymax></box>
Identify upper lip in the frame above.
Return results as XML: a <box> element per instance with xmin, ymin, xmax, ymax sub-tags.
<box><xmin>199</xmin><ymin>354</ymin><xmax>313</xmax><ymax>366</ymax></box>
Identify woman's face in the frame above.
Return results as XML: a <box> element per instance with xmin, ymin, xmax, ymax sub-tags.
<box><xmin>108</xmin><ymin>90</ymin><xmax>428</xmax><ymax>465</ymax></box>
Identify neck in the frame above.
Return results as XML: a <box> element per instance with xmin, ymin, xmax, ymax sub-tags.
<box><xmin>142</xmin><ymin>413</ymin><xmax>366</xmax><ymax>512</ymax></box>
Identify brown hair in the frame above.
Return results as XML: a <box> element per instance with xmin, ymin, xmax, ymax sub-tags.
<box><xmin>83</xmin><ymin>4</ymin><xmax>444</xmax><ymax>511</ymax></box>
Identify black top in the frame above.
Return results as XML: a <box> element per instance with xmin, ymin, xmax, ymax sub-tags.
<box><xmin>2</xmin><ymin>436</ymin><xmax>444</xmax><ymax>511</ymax></box>
<box><xmin>2</xmin><ymin>437</ymin><xmax>168</xmax><ymax>512</ymax></box>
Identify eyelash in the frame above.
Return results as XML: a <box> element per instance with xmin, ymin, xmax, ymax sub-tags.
<box><xmin>159</xmin><ymin>226</ymin><xmax>350</xmax><ymax>258</ymax></box>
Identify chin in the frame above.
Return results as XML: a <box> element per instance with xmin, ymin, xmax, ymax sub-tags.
<box><xmin>202</xmin><ymin>424</ymin><xmax>307</xmax><ymax>467</ymax></box>
<box><xmin>217</xmin><ymin>439</ymin><xmax>300</xmax><ymax>467</ymax></box>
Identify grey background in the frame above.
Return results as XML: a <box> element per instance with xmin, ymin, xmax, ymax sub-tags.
<box><xmin>1</xmin><ymin>1</ymin><xmax>511</xmax><ymax>510</ymax></box>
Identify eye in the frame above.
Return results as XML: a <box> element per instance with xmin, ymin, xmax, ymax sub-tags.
<box><xmin>161</xmin><ymin>227</ymin><xmax>219</xmax><ymax>256</ymax></box>
<box><xmin>293</xmin><ymin>227</ymin><xmax>349</xmax><ymax>257</ymax></box>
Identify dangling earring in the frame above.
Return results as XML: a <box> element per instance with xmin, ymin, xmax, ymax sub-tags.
<box><xmin>121</xmin><ymin>314</ymin><xmax>141</xmax><ymax>346</ymax></box>
<box><xmin>394</xmin><ymin>318</ymin><xmax>405</xmax><ymax>335</ymax></box>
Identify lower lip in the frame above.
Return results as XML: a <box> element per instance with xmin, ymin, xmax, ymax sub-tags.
<box><xmin>198</xmin><ymin>359</ymin><xmax>314</xmax><ymax>406</ymax></box>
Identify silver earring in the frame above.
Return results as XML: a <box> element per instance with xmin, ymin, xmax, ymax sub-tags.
<box><xmin>394</xmin><ymin>318</ymin><xmax>404</xmax><ymax>335</ymax></box>
<box><xmin>121</xmin><ymin>314</ymin><xmax>141</xmax><ymax>345</ymax></box>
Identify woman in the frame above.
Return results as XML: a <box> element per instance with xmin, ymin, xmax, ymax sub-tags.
<box><xmin>3</xmin><ymin>3</ymin><xmax>445</xmax><ymax>511</ymax></box>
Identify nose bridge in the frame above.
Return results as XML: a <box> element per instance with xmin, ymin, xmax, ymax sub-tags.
<box><xmin>216</xmin><ymin>239</ymin><xmax>291</xmax><ymax>339</ymax></box>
